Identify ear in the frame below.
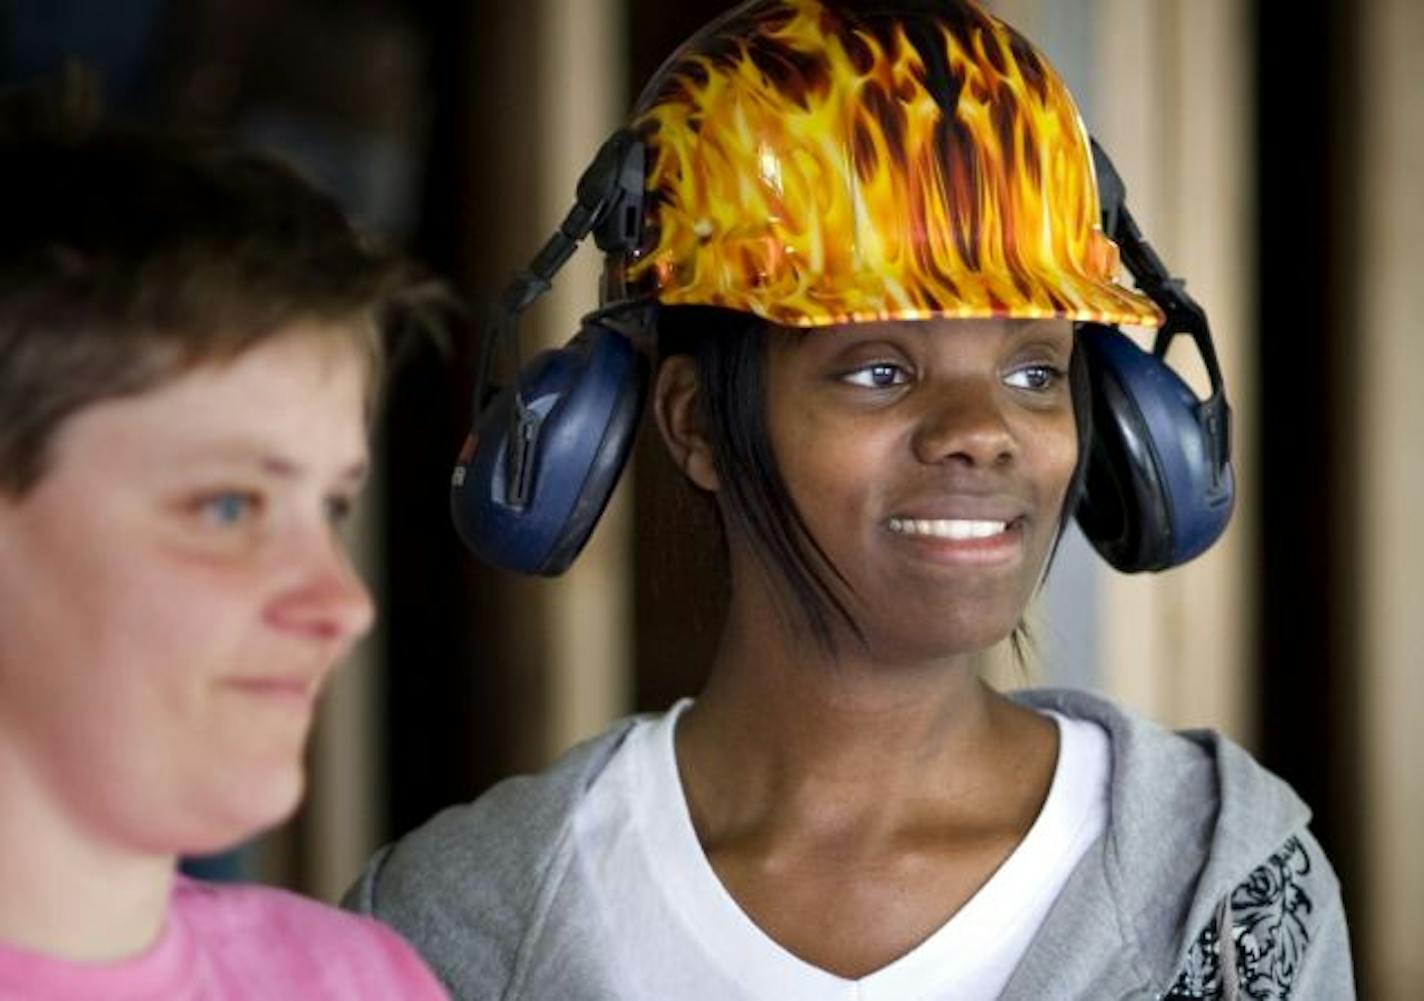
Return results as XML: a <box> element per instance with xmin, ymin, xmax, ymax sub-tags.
<box><xmin>652</xmin><ymin>355</ymin><xmax>720</xmax><ymax>492</ymax></box>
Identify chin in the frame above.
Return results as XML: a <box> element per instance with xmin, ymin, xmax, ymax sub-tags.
<box><xmin>868</xmin><ymin>631</ymin><xmax>1017</xmax><ymax>667</ymax></box>
<box><xmin>178</xmin><ymin>760</ymin><xmax>308</xmax><ymax>856</ymax></box>
<box><xmin>859</xmin><ymin>600</ymin><xmax>1024</xmax><ymax>665</ymax></box>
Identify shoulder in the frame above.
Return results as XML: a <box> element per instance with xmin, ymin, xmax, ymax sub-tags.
<box><xmin>1009</xmin><ymin>688</ymin><xmax>1353</xmax><ymax>996</ymax></box>
<box><xmin>1013</xmin><ymin>687</ymin><xmax>1313</xmax><ymax>894</ymax></box>
<box><xmin>174</xmin><ymin>879</ymin><xmax>447</xmax><ymax>999</ymax></box>
<box><xmin>342</xmin><ymin>717</ymin><xmax>642</xmax><ymax>995</ymax></box>
<box><xmin>1012</xmin><ymin>687</ymin><xmax>1309</xmax><ymax>841</ymax></box>
<box><xmin>349</xmin><ymin>717</ymin><xmax>639</xmax><ymax>909</ymax></box>
<box><xmin>1163</xmin><ymin>829</ymin><xmax>1355</xmax><ymax>999</ymax></box>
<box><xmin>1014</xmin><ymin>685</ymin><xmax>1231</xmax><ymax>772</ymax></box>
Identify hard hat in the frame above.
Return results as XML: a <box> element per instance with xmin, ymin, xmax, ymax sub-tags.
<box><xmin>601</xmin><ymin>0</ymin><xmax>1163</xmax><ymax>329</ymax></box>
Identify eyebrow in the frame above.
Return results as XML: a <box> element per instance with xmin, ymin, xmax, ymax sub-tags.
<box><xmin>1012</xmin><ymin>322</ymin><xmax>1075</xmax><ymax>346</ymax></box>
<box><xmin>259</xmin><ymin>456</ymin><xmax>369</xmax><ymax>484</ymax></box>
<box><xmin>160</xmin><ymin>441</ymin><xmax>368</xmax><ymax>486</ymax></box>
<box><xmin>1016</xmin><ymin>318</ymin><xmax>1075</xmax><ymax>334</ymax></box>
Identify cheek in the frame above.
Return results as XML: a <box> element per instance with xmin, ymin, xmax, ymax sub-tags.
<box><xmin>23</xmin><ymin>568</ymin><xmax>233</xmax><ymax>746</ymax></box>
<box><xmin>74</xmin><ymin>539</ymin><xmax>256</xmax><ymax>671</ymax></box>
<box><xmin>1025</xmin><ymin>410</ymin><xmax>1080</xmax><ymax>517</ymax></box>
<box><xmin>0</xmin><ymin>502</ymin><xmax>261</xmax><ymax>730</ymax></box>
<box><xmin>768</xmin><ymin>400</ymin><xmax>885</xmax><ymax>532</ymax></box>
<box><xmin>0</xmin><ymin>532</ymin><xmax>300</xmax><ymax>850</ymax></box>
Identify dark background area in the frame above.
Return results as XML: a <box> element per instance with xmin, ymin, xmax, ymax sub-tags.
<box><xmin>1251</xmin><ymin>0</ymin><xmax>1365</xmax><ymax>951</ymax></box>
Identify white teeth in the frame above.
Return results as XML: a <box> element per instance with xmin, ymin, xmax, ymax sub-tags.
<box><xmin>889</xmin><ymin>517</ymin><xmax>1010</xmax><ymax>540</ymax></box>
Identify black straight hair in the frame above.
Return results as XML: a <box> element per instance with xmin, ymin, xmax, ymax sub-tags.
<box><xmin>656</xmin><ymin>305</ymin><xmax>1095</xmax><ymax>661</ymax></box>
<box><xmin>658</xmin><ymin>306</ymin><xmax>861</xmax><ymax>653</ymax></box>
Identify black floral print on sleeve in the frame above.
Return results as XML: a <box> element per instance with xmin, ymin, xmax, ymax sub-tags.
<box><xmin>1162</xmin><ymin>835</ymin><xmax>1313</xmax><ymax>1000</ymax></box>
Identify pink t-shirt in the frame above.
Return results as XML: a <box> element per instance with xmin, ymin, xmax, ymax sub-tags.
<box><xmin>0</xmin><ymin>877</ymin><xmax>448</xmax><ymax>1000</ymax></box>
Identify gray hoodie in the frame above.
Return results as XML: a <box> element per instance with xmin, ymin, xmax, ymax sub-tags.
<box><xmin>345</xmin><ymin>689</ymin><xmax>1354</xmax><ymax>1000</ymax></box>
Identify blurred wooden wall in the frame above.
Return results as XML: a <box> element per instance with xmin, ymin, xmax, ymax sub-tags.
<box><xmin>1357</xmin><ymin>0</ymin><xmax>1424</xmax><ymax>993</ymax></box>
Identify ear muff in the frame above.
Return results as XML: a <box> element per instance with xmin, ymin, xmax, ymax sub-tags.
<box><xmin>1076</xmin><ymin>139</ymin><xmax>1236</xmax><ymax>573</ymax></box>
<box><xmin>451</xmin><ymin>324</ymin><xmax>647</xmax><ymax>575</ymax></box>
<box><xmin>448</xmin><ymin>129</ymin><xmax>648</xmax><ymax>576</ymax></box>
<box><xmin>1075</xmin><ymin>324</ymin><xmax>1235</xmax><ymax>572</ymax></box>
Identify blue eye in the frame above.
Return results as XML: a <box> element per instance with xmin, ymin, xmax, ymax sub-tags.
<box><xmin>198</xmin><ymin>492</ymin><xmax>258</xmax><ymax>526</ymax></box>
<box><xmin>842</xmin><ymin>363</ymin><xmax>910</xmax><ymax>389</ymax></box>
<box><xmin>1004</xmin><ymin>365</ymin><xmax>1063</xmax><ymax>391</ymax></box>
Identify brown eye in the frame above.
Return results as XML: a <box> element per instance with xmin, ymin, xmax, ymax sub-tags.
<box><xmin>1004</xmin><ymin>364</ymin><xmax>1064</xmax><ymax>392</ymax></box>
<box><xmin>842</xmin><ymin>362</ymin><xmax>910</xmax><ymax>388</ymax></box>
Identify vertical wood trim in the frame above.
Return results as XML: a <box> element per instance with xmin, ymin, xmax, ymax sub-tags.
<box><xmin>1359</xmin><ymin>0</ymin><xmax>1424</xmax><ymax>992</ymax></box>
<box><xmin>1092</xmin><ymin>0</ymin><xmax>1172</xmax><ymax>721</ymax></box>
<box><xmin>294</xmin><ymin>461</ymin><xmax>384</xmax><ymax>899</ymax></box>
<box><xmin>534</xmin><ymin>0</ymin><xmax>634</xmax><ymax>757</ymax></box>
<box><xmin>303</xmin><ymin>497</ymin><xmax>382</xmax><ymax>900</ymax></box>
<box><xmin>1158</xmin><ymin>0</ymin><xmax>1255</xmax><ymax>744</ymax></box>
<box><xmin>1091</xmin><ymin>0</ymin><xmax>1256</xmax><ymax>740</ymax></box>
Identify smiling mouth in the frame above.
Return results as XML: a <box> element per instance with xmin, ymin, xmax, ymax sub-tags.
<box><xmin>224</xmin><ymin>677</ymin><xmax>320</xmax><ymax>707</ymax></box>
<box><xmin>887</xmin><ymin>517</ymin><xmax>1017</xmax><ymax>540</ymax></box>
<box><xmin>884</xmin><ymin>515</ymin><xmax>1027</xmax><ymax>568</ymax></box>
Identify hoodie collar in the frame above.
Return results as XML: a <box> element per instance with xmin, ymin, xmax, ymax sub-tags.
<box><xmin>1008</xmin><ymin>687</ymin><xmax>1311</xmax><ymax>990</ymax></box>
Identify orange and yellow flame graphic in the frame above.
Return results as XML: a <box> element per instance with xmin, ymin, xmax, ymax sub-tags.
<box><xmin>606</xmin><ymin>0</ymin><xmax>1162</xmax><ymax>329</ymax></box>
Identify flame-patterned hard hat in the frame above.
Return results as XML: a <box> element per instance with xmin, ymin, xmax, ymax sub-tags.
<box><xmin>601</xmin><ymin>0</ymin><xmax>1163</xmax><ymax>329</ymax></box>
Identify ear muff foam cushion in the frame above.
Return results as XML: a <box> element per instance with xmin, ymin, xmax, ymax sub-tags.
<box><xmin>1076</xmin><ymin>332</ymin><xmax>1175</xmax><ymax>572</ymax></box>
<box><xmin>451</xmin><ymin>326</ymin><xmax>647</xmax><ymax>575</ymax></box>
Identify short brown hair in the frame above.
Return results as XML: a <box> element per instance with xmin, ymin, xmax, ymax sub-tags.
<box><xmin>0</xmin><ymin>80</ymin><xmax>445</xmax><ymax>495</ymax></box>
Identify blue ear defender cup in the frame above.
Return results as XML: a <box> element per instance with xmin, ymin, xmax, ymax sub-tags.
<box><xmin>450</xmin><ymin>129</ymin><xmax>649</xmax><ymax>575</ymax></box>
<box><xmin>1076</xmin><ymin>324</ymin><xmax>1235</xmax><ymax>571</ymax></box>
<box><xmin>1075</xmin><ymin>141</ymin><xmax>1235</xmax><ymax>572</ymax></box>
<box><xmin>451</xmin><ymin>325</ymin><xmax>648</xmax><ymax>574</ymax></box>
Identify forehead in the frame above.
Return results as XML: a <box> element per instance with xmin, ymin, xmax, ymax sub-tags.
<box><xmin>818</xmin><ymin>316</ymin><xmax>1073</xmax><ymax>339</ymax></box>
<box><xmin>50</xmin><ymin>330</ymin><xmax>371</xmax><ymax>479</ymax></box>
<box><xmin>770</xmin><ymin>316</ymin><xmax>1075</xmax><ymax>356</ymax></box>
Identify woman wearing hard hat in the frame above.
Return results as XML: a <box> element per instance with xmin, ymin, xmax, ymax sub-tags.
<box><xmin>351</xmin><ymin>3</ymin><xmax>1353</xmax><ymax>998</ymax></box>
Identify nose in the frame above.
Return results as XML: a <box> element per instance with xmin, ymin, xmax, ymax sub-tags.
<box><xmin>910</xmin><ymin>377</ymin><xmax>1017</xmax><ymax>468</ymax></box>
<box><xmin>265</xmin><ymin>531</ymin><xmax>376</xmax><ymax>645</ymax></box>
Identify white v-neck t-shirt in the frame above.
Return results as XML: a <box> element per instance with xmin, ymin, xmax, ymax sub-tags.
<box><xmin>569</xmin><ymin>700</ymin><xmax>1109</xmax><ymax>1001</ymax></box>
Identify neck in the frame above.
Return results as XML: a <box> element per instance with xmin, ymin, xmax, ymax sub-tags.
<box><xmin>677</xmin><ymin>572</ymin><xmax>1028</xmax><ymax>838</ymax></box>
<box><xmin>0</xmin><ymin>746</ymin><xmax>175</xmax><ymax>962</ymax></box>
